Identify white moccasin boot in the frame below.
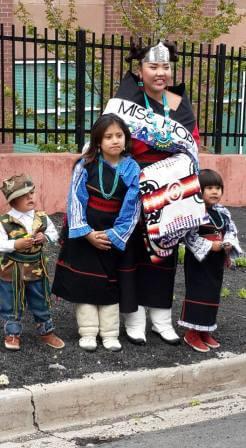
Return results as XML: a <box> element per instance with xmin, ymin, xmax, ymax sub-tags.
<box><xmin>149</xmin><ymin>307</ymin><xmax>180</xmax><ymax>345</ymax></box>
<box><xmin>76</xmin><ymin>303</ymin><xmax>99</xmax><ymax>351</ymax></box>
<box><xmin>124</xmin><ymin>306</ymin><xmax>146</xmax><ymax>345</ymax></box>
<box><xmin>79</xmin><ymin>336</ymin><xmax>97</xmax><ymax>351</ymax></box>
<box><xmin>102</xmin><ymin>337</ymin><xmax>122</xmax><ymax>352</ymax></box>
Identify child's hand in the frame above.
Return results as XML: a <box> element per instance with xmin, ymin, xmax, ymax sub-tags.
<box><xmin>85</xmin><ymin>231</ymin><xmax>112</xmax><ymax>250</ymax></box>
<box><xmin>211</xmin><ymin>241</ymin><xmax>223</xmax><ymax>252</ymax></box>
<box><xmin>33</xmin><ymin>232</ymin><xmax>46</xmax><ymax>245</ymax></box>
<box><xmin>14</xmin><ymin>237</ymin><xmax>34</xmax><ymax>250</ymax></box>
<box><xmin>224</xmin><ymin>255</ymin><xmax>232</xmax><ymax>268</ymax></box>
<box><xmin>223</xmin><ymin>242</ymin><xmax>232</xmax><ymax>253</ymax></box>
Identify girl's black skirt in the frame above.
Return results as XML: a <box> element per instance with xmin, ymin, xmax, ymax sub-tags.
<box><xmin>52</xmin><ymin>227</ymin><xmax>137</xmax><ymax>312</ymax></box>
<box><xmin>52</xmin><ymin>160</ymin><xmax>138</xmax><ymax>313</ymax></box>
<box><xmin>180</xmin><ymin>215</ymin><xmax>226</xmax><ymax>329</ymax></box>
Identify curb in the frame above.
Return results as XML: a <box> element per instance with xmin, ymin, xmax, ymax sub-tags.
<box><xmin>1</xmin><ymin>354</ymin><xmax>246</xmax><ymax>442</ymax></box>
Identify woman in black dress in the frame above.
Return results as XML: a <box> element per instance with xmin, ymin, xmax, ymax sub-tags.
<box><xmin>104</xmin><ymin>41</ymin><xmax>202</xmax><ymax>345</ymax></box>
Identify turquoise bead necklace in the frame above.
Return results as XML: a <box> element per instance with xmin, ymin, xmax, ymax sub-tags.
<box><xmin>98</xmin><ymin>155</ymin><xmax>121</xmax><ymax>200</ymax></box>
<box><xmin>143</xmin><ymin>91</ymin><xmax>172</xmax><ymax>140</ymax></box>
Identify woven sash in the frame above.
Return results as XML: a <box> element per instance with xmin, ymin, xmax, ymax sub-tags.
<box><xmin>104</xmin><ymin>98</ymin><xmax>199</xmax><ymax>170</ymax></box>
<box><xmin>140</xmin><ymin>153</ymin><xmax>208</xmax><ymax>245</ymax></box>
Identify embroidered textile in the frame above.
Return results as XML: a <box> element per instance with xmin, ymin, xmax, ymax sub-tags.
<box><xmin>139</xmin><ymin>154</ymin><xmax>208</xmax><ymax>253</ymax></box>
<box><xmin>104</xmin><ymin>98</ymin><xmax>198</xmax><ymax>170</ymax></box>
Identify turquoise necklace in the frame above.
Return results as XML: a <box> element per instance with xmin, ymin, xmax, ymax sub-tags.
<box><xmin>143</xmin><ymin>91</ymin><xmax>172</xmax><ymax>140</ymax></box>
<box><xmin>98</xmin><ymin>155</ymin><xmax>121</xmax><ymax>200</ymax></box>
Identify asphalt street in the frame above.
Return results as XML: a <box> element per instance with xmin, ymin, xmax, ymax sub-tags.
<box><xmin>99</xmin><ymin>412</ymin><xmax>246</xmax><ymax>447</ymax></box>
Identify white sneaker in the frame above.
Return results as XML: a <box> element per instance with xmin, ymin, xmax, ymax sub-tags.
<box><xmin>102</xmin><ymin>337</ymin><xmax>122</xmax><ymax>352</ymax></box>
<box><xmin>79</xmin><ymin>336</ymin><xmax>97</xmax><ymax>351</ymax></box>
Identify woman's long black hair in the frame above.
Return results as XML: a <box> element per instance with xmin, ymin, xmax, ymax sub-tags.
<box><xmin>74</xmin><ymin>113</ymin><xmax>132</xmax><ymax>167</ymax></box>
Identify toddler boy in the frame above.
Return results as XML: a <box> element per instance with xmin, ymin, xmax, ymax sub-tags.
<box><xmin>0</xmin><ymin>174</ymin><xmax>64</xmax><ymax>351</ymax></box>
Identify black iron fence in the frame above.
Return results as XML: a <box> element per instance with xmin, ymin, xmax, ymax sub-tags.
<box><xmin>0</xmin><ymin>25</ymin><xmax>246</xmax><ymax>153</ymax></box>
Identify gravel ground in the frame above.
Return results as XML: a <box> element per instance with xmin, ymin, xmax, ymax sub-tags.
<box><xmin>0</xmin><ymin>207</ymin><xmax>245</xmax><ymax>389</ymax></box>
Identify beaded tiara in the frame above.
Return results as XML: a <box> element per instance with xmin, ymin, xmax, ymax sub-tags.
<box><xmin>142</xmin><ymin>42</ymin><xmax>170</xmax><ymax>63</ymax></box>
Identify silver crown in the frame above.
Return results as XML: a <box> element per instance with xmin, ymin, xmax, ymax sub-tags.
<box><xmin>142</xmin><ymin>42</ymin><xmax>170</xmax><ymax>63</ymax></box>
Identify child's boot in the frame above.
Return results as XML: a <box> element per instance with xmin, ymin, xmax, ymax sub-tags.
<box><xmin>4</xmin><ymin>335</ymin><xmax>21</xmax><ymax>351</ymax></box>
<box><xmin>99</xmin><ymin>304</ymin><xmax>122</xmax><ymax>352</ymax></box>
<box><xmin>40</xmin><ymin>332</ymin><xmax>65</xmax><ymax>349</ymax></box>
<box><xmin>36</xmin><ymin>321</ymin><xmax>64</xmax><ymax>349</ymax></box>
<box><xmin>79</xmin><ymin>336</ymin><xmax>97</xmax><ymax>352</ymax></box>
<box><xmin>200</xmin><ymin>331</ymin><xmax>220</xmax><ymax>348</ymax></box>
<box><xmin>184</xmin><ymin>329</ymin><xmax>210</xmax><ymax>353</ymax></box>
<box><xmin>76</xmin><ymin>304</ymin><xmax>98</xmax><ymax>352</ymax></box>
<box><xmin>102</xmin><ymin>336</ymin><xmax>122</xmax><ymax>351</ymax></box>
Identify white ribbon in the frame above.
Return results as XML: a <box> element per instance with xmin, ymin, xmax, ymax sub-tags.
<box><xmin>104</xmin><ymin>98</ymin><xmax>198</xmax><ymax>169</ymax></box>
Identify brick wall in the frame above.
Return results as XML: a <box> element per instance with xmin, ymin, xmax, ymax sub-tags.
<box><xmin>104</xmin><ymin>0</ymin><xmax>156</xmax><ymax>37</ymax></box>
<box><xmin>202</xmin><ymin>0</ymin><xmax>218</xmax><ymax>16</ymax></box>
<box><xmin>178</xmin><ymin>0</ymin><xmax>218</xmax><ymax>15</ymax></box>
<box><xmin>104</xmin><ymin>0</ymin><xmax>219</xmax><ymax>37</ymax></box>
<box><xmin>0</xmin><ymin>0</ymin><xmax>14</xmax><ymax>153</ymax></box>
<box><xmin>104</xmin><ymin>1</ymin><xmax>131</xmax><ymax>37</ymax></box>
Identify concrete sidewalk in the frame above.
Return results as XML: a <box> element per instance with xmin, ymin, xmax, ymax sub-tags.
<box><xmin>1</xmin><ymin>353</ymin><xmax>246</xmax><ymax>443</ymax></box>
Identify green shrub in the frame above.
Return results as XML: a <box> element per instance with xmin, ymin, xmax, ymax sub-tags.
<box><xmin>221</xmin><ymin>287</ymin><xmax>231</xmax><ymax>298</ymax></box>
<box><xmin>178</xmin><ymin>244</ymin><xmax>185</xmax><ymax>264</ymax></box>
<box><xmin>235</xmin><ymin>257</ymin><xmax>246</xmax><ymax>268</ymax></box>
<box><xmin>237</xmin><ymin>288</ymin><xmax>246</xmax><ymax>299</ymax></box>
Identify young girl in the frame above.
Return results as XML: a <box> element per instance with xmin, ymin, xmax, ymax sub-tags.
<box><xmin>178</xmin><ymin>169</ymin><xmax>242</xmax><ymax>352</ymax></box>
<box><xmin>52</xmin><ymin>113</ymin><xmax>140</xmax><ymax>352</ymax></box>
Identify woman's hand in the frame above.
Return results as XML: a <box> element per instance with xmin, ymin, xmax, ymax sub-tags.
<box><xmin>211</xmin><ymin>241</ymin><xmax>223</xmax><ymax>252</ymax></box>
<box><xmin>85</xmin><ymin>231</ymin><xmax>112</xmax><ymax>250</ymax></box>
<box><xmin>14</xmin><ymin>237</ymin><xmax>34</xmax><ymax>250</ymax></box>
<box><xmin>223</xmin><ymin>242</ymin><xmax>232</xmax><ymax>254</ymax></box>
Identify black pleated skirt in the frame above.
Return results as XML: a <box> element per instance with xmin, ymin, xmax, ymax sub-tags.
<box><xmin>130</xmin><ymin>223</ymin><xmax>178</xmax><ymax>309</ymax></box>
<box><xmin>52</xmin><ymin>228</ymin><xmax>138</xmax><ymax>313</ymax></box>
<box><xmin>180</xmin><ymin>249</ymin><xmax>225</xmax><ymax>328</ymax></box>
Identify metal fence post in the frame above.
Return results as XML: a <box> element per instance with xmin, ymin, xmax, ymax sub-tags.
<box><xmin>215</xmin><ymin>43</ymin><xmax>226</xmax><ymax>154</ymax></box>
<box><xmin>75</xmin><ymin>29</ymin><xmax>86</xmax><ymax>152</ymax></box>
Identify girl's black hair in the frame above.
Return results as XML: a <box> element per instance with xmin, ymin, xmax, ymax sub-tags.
<box><xmin>74</xmin><ymin>113</ymin><xmax>132</xmax><ymax>167</ymax></box>
<box><xmin>199</xmin><ymin>169</ymin><xmax>224</xmax><ymax>193</ymax></box>
<box><xmin>125</xmin><ymin>40</ymin><xmax>178</xmax><ymax>63</ymax></box>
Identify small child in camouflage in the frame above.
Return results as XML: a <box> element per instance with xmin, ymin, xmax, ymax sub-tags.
<box><xmin>0</xmin><ymin>174</ymin><xmax>64</xmax><ymax>351</ymax></box>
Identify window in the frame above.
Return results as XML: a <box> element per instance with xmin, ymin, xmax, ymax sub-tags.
<box><xmin>14</xmin><ymin>60</ymin><xmax>100</xmax><ymax>152</ymax></box>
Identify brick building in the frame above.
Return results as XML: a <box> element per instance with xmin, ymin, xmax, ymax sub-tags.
<box><xmin>0</xmin><ymin>1</ymin><xmax>245</xmax><ymax>43</ymax></box>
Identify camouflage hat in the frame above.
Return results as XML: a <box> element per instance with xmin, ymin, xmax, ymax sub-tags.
<box><xmin>0</xmin><ymin>174</ymin><xmax>35</xmax><ymax>203</ymax></box>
